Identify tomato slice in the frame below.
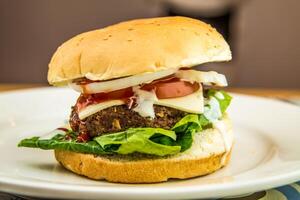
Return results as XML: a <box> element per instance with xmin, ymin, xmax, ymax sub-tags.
<box><xmin>141</xmin><ymin>77</ymin><xmax>199</xmax><ymax>99</ymax></box>
<box><xmin>75</xmin><ymin>77</ymin><xmax>200</xmax><ymax>110</ymax></box>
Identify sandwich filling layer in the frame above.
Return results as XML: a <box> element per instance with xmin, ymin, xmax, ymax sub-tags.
<box><xmin>77</xmin><ymin>88</ymin><xmax>204</xmax><ymax>120</ymax></box>
<box><xmin>18</xmin><ymin>69</ymin><xmax>233</xmax><ymax>157</ymax></box>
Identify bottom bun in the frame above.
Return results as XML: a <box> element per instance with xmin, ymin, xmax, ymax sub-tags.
<box><xmin>55</xmin><ymin>115</ymin><xmax>233</xmax><ymax>183</ymax></box>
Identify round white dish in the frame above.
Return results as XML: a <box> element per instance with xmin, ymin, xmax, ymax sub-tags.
<box><xmin>0</xmin><ymin>88</ymin><xmax>300</xmax><ymax>199</ymax></box>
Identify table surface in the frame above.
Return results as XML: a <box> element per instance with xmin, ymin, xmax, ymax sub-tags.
<box><xmin>1</xmin><ymin>84</ymin><xmax>300</xmax><ymax>100</ymax></box>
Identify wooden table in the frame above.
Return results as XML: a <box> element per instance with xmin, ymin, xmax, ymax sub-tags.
<box><xmin>1</xmin><ymin>84</ymin><xmax>300</xmax><ymax>100</ymax></box>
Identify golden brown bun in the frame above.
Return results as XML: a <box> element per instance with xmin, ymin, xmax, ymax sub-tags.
<box><xmin>48</xmin><ymin>16</ymin><xmax>231</xmax><ymax>85</ymax></box>
<box><xmin>55</xmin><ymin>149</ymin><xmax>231</xmax><ymax>184</ymax></box>
<box><xmin>55</xmin><ymin>116</ymin><xmax>233</xmax><ymax>183</ymax></box>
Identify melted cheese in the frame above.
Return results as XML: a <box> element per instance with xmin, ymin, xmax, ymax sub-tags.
<box><xmin>214</xmin><ymin>119</ymin><xmax>234</xmax><ymax>165</ymax></box>
<box><xmin>132</xmin><ymin>87</ymin><xmax>157</xmax><ymax>118</ymax></box>
<box><xmin>175</xmin><ymin>70</ymin><xmax>227</xmax><ymax>87</ymax></box>
<box><xmin>203</xmin><ymin>97</ymin><xmax>222</xmax><ymax>123</ymax></box>
<box><xmin>78</xmin><ymin>89</ymin><xmax>204</xmax><ymax>119</ymax></box>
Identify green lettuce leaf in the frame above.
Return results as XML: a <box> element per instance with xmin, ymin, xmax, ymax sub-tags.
<box><xmin>94</xmin><ymin>128</ymin><xmax>181</xmax><ymax>156</ymax></box>
<box><xmin>170</xmin><ymin>114</ymin><xmax>210</xmax><ymax>152</ymax></box>
<box><xmin>18</xmin><ymin>134</ymin><xmax>108</xmax><ymax>155</ymax></box>
<box><xmin>198</xmin><ymin>114</ymin><xmax>211</xmax><ymax>129</ymax></box>
<box><xmin>172</xmin><ymin>114</ymin><xmax>201</xmax><ymax>132</ymax></box>
<box><xmin>203</xmin><ymin>90</ymin><xmax>232</xmax><ymax>122</ymax></box>
<box><xmin>207</xmin><ymin>89</ymin><xmax>232</xmax><ymax>114</ymax></box>
<box><xmin>171</xmin><ymin>114</ymin><xmax>200</xmax><ymax>151</ymax></box>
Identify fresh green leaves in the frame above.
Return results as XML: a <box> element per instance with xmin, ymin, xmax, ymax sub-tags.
<box><xmin>94</xmin><ymin>128</ymin><xmax>181</xmax><ymax>156</ymax></box>
<box><xmin>18</xmin><ymin>134</ymin><xmax>108</xmax><ymax>155</ymax></box>
<box><xmin>18</xmin><ymin>89</ymin><xmax>232</xmax><ymax>157</ymax></box>
<box><xmin>198</xmin><ymin>114</ymin><xmax>211</xmax><ymax>129</ymax></box>
<box><xmin>172</xmin><ymin>114</ymin><xmax>201</xmax><ymax>133</ymax></box>
<box><xmin>203</xmin><ymin>90</ymin><xmax>232</xmax><ymax>122</ymax></box>
<box><xmin>18</xmin><ymin>128</ymin><xmax>181</xmax><ymax>156</ymax></box>
<box><xmin>171</xmin><ymin>114</ymin><xmax>200</xmax><ymax>151</ymax></box>
<box><xmin>170</xmin><ymin>89</ymin><xmax>231</xmax><ymax>152</ymax></box>
<box><xmin>170</xmin><ymin>113</ymin><xmax>212</xmax><ymax>152</ymax></box>
<box><xmin>207</xmin><ymin>89</ymin><xmax>232</xmax><ymax>114</ymax></box>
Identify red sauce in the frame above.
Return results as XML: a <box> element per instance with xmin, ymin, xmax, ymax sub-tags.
<box><xmin>77</xmin><ymin>132</ymin><xmax>90</xmax><ymax>142</ymax></box>
<box><xmin>76</xmin><ymin>87</ymin><xmax>134</xmax><ymax>111</ymax></box>
<box><xmin>179</xmin><ymin>67</ymin><xmax>192</xmax><ymax>70</ymax></box>
<box><xmin>64</xmin><ymin>134</ymin><xmax>73</xmax><ymax>141</ymax></box>
<box><xmin>73</xmin><ymin>78</ymin><xmax>100</xmax><ymax>85</ymax></box>
<box><xmin>73</xmin><ymin>76</ymin><xmax>126</xmax><ymax>86</ymax></box>
<box><xmin>74</xmin><ymin>75</ymin><xmax>199</xmax><ymax>111</ymax></box>
<box><xmin>126</xmin><ymin>96</ymin><xmax>138</xmax><ymax>109</ymax></box>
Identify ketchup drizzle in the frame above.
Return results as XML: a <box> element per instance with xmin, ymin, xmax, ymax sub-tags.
<box><xmin>74</xmin><ymin>75</ymin><xmax>199</xmax><ymax>111</ymax></box>
<box><xmin>76</xmin><ymin>87</ymin><xmax>134</xmax><ymax>111</ymax></box>
<box><xmin>76</xmin><ymin>132</ymin><xmax>90</xmax><ymax>142</ymax></box>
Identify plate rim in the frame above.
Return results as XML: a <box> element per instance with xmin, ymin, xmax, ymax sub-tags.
<box><xmin>1</xmin><ymin>171</ymin><xmax>300</xmax><ymax>199</ymax></box>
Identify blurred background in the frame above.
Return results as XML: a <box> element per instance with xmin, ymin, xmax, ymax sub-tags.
<box><xmin>0</xmin><ymin>0</ymin><xmax>299</xmax><ymax>88</ymax></box>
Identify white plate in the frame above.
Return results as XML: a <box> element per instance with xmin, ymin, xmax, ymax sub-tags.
<box><xmin>0</xmin><ymin>88</ymin><xmax>300</xmax><ymax>200</ymax></box>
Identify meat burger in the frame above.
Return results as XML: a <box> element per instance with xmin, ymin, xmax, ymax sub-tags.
<box><xmin>19</xmin><ymin>16</ymin><xmax>233</xmax><ymax>183</ymax></box>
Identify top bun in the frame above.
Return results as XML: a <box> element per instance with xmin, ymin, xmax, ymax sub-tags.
<box><xmin>48</xmin><ymin>16</ymin><xmax>231</xmax><ymax>85</ymax></box>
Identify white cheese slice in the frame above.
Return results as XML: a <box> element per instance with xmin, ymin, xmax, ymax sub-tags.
<box><xmin>78</xmin><ymin>89</ymin><xmax>204</xmax><ymax>119</ymax></box>
<box><xmin>78</xmin><ymin>100</ymin><xmax>124</xmax><ymax>119</ymax></box>
<box><xmin>154</xmin><ymin>89</ymin><xmax>203</xmax><ymax>114</ymax></box>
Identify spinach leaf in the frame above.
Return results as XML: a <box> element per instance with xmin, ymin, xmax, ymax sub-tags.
<box><xmin>94</xmin><ymin>128</ymin><xmax>181</xmax><ymax>156</ymax></box>
<box><xmin>18</xmin><ymin>135</ymin><xmax>108</xmax><ymax>155</ymax></box>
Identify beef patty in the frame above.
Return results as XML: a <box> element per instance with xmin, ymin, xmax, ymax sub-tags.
<box><xmin>70</xmin><ymin>105</ymin><xmax>187</xmax><ymax>137</ymax></box>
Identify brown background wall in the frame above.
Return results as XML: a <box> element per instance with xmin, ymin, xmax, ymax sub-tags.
<box><xmin>0</xmin><ymin>0</ymin><xmax>299</xmax><ymax>88</ymax></box>
<box><xmin>232</xmin><ymin>0</ymin><xmax>300</xmax><ymax>88</ymax></box>
<box><xmin>0</xmin><ymin>0</ymin><xmax>163</xmax><ymax>83</ymax></box>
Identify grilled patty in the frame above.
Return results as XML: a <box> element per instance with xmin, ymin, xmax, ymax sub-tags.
<box><xmin>70</xmin><ymin>105</ymin><xmax>187</xmax><ymax>137</ymax></box>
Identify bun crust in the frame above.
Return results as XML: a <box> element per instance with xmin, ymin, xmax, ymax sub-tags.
<box><xmin>55</xmin><ymin>149</ymin><xmax>231</xmax><ymax>183</ymax></box>
<box><xmin>48</xmin><ymin>16</ymin><xmax>231</xmax><ymax>85</ymax></box>
<box><xmin>55</xmin><ymin>116</ymin><xmax>233</xmax><ymax>183</ymax></box>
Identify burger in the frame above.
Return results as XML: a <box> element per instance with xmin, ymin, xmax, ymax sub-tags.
<box><xmin>18</xmin><ymin>16</ymin><xmax>233</xmax><ymax>183</ymax></box>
